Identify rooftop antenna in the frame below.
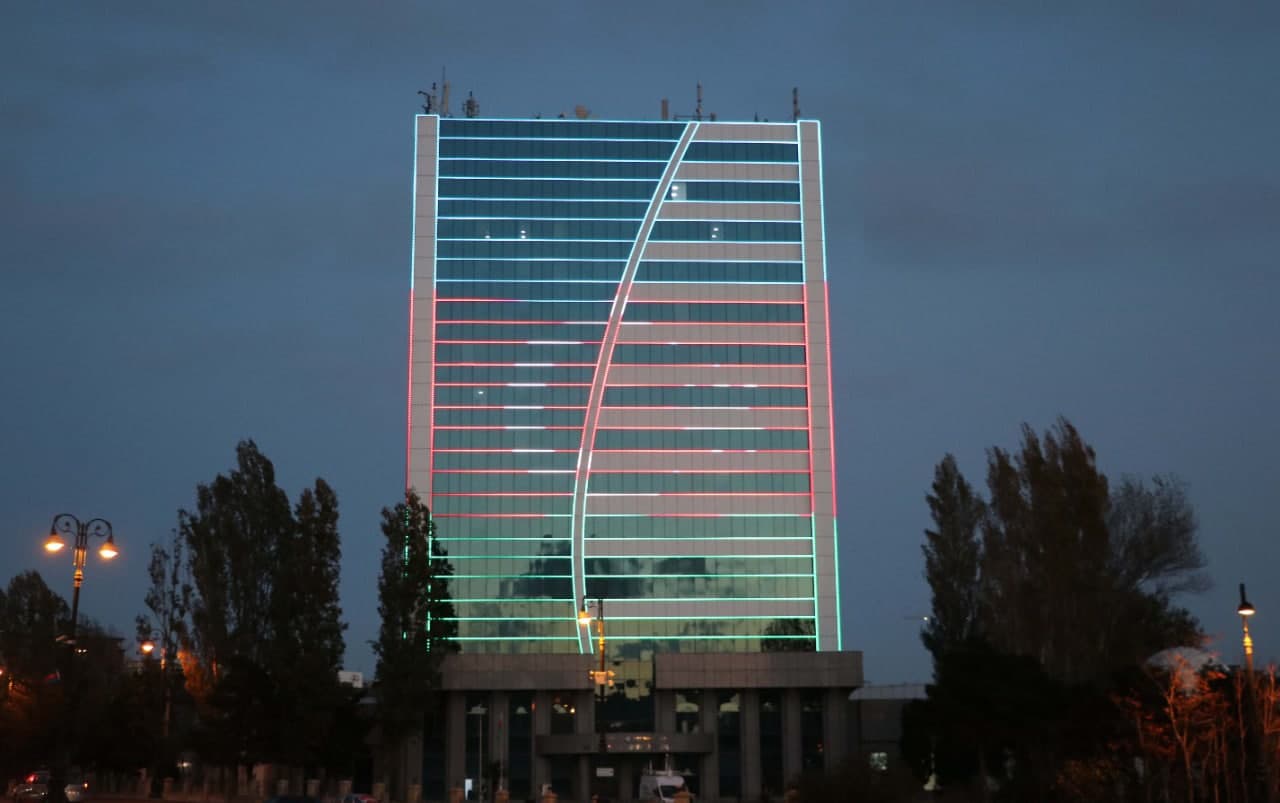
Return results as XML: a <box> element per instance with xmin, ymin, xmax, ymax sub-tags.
<box><xmin>440</xmin><ymin>67</ymin><xmax>451</xmax><ymax>118</ymax></box>
<box><xmin>695</xmin><ymin>81</ymin><xmax>703</xmax><ymax>122</ymax></box>
<box><xmin>463</xmin><ymin>91</ymin><xmax>480</xmax><ymax>118</ymax></box>
<box><xmin>417</xmin><ymin>82</ymin><xmax>438</xmax><ymax>114</ymax></box>
<box><xmin>660</xmin><ymin>98</ymin><xmax>669</xmax><ymax>121</ymax></box>
<box><xmin>792</xmin><ymin>87</ymin><xmax>801</xmax><ymax>121</ymax></box>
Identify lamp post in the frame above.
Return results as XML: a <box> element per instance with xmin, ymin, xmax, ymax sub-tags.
<box><xmin>578</xmin><ymin>598</ymin><xmax>610</xmax><ymax>699</ymax></box>
<box><xmin>1238</xmin><ymin>583</ymin><xmax>1256</xmax><ymax>675</ymax></box>
<box><xmin>43</xmin><ymin>514</ymin><xmax>118</xmax><ymax>803</ymax></box>
<box><xmin>139</xmin><ymin>635</ymin><xmax>173</xmax><ymax>739</ymax></box>
<box><xmin>44</xmin><ymin>514</ymin><xmax>119</xmax><ymax>646</ymax></box>
<box><xmin>1237</xmin><ymin>583</ymin><xmax>1268</xmax><ymax>803</ymax></box>
<box><xmin>468</xmin><ymin>704</ymin><xmax>486</xmax><ymax>802</ymax></box>
<box><xmin>578</xmin><ymin>598</ymin><xmax>614</xmax><ymax>763</ymax></box>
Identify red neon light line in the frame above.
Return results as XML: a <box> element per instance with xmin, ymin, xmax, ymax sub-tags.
<box><xmin>588</xmin><ymin>449</ymin><xmax>808</xmax><ymax>454</ymax></box>
<box><xmin>580</xmin><ymin>363</ymin><xmax>808</xmax><ymax>369</ymax></box>
<box><xmin>590</xmin><ymin>425</ymin><xmax>809</xmax><ymax>430</ymax></box>
<box><xmin>588</xmin><ymin>470</ymin><xmax>809</xmax><ymax>475</ymax></box>
<box><xmin>433</xmin><ymin>492</ymin><xmax>574</xmax><ymax>497</ymax></box>
<box><xmin>629</xmin><ymin>299</ymin><xmax>803</xmax><ymax>305</ymax></box>
<box><xmin>625</xmin><ymin>321</ymin><xmax>806</xmax><ymax>327</ymax></box>
<box><xmin>435</xmin><ymin>340</ymin><xmax>602</xmax><ymax>345</ymax></box>
<box><xmin>432</xmin><ymin>445</ymin><xmax>578</xmax><ymax>453</ymax></box>
<box><xmin>432</xmin><ymin>469</ymin><xmax>577</xmax><ymax>474</ymax></box>
<box><xmin>598</xmin><ymin>406</ymin><xmax>805</xmax><ymax>412</ymax></box>
<box><xmin>435</xmin><ymin>320</ymin><xmax>608</xmax><ymax>325</ymax></box>
<box><xmin>823</xmin><ymin>281</ymin><xmax>838</xmax><ymax>517</ymax></box>
<box><xmin>599</xmin><ymin>342</ymin><xmax>806</xmax><ymax>348</ymax></box>
<box><xmin>432</xmin><ymin>513</ymin><xmax>554</xmax><ymax>519</ymax></box>
<box><xmin>431</xmin><ymin>361</ymin><xmax>599</xmax><ymax>367</ymax></box>
<box><xmin>435</xmin><ymin>405</ymin><xmax>589</xmax><ymax>410</ymax></box>
<box><xmin>801</xmin><ymin>278</ymin><xmax>816</xmax><ymax>522</ymax></box>
<box><xmin>433</xmin><ymin>425</ymin><xmax>584</xmax><ymax>430</ymax></box>
<box><xmin>406</xmin><ymin>290</ymin><xmax>415</xmax><ymax>490</ymax></box>
<box><xmin>585</xmin><ymin>492</ymin><xmax>809</xmax><ymax>498</ymax></box>
<box><xmin>430</xmin><ymin>386</ymin><xmax>588</xmax><ymax>391</ymax></box>
<box><xmin>586</xmin><ymin>467</ymin><xmax>812</xmax><ymax>473</ymax></box>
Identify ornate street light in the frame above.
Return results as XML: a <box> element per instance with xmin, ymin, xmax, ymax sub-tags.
<box><xmin>44</xmin><ymin>514</ymin><xmax>119</xmax><ymax>647</ymax></box>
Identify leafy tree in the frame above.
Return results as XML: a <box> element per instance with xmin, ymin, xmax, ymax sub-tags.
<box><xmin>270</xmin><ymin>478</ymin><xmax>348</xmax><ymax>767</ymax></box>
<box><xmin>922</xmin><ymin>454</ymin><xmax>986</xmax><ymax>659</ymax></box>
<box><xmin>179</xmin><ymin>440</ymin><xmax>349</xmax><ymax>772</ymax></box>
<box><xmin>912</xmin><ymin>418</ymin><xmax>1212</xmax><ymax>799</ymax></box>
<box><xmin>0</xmin><ymin>571</ymin><xmax>70</xmax><ymax>781</ymax></box>
<box><xmin>925</xmin><ymin>418</ymin><xmax>1205</xmax><ymax>684</ymax></box>
<box><xmin>183</xmin><ymin>441</ymin><xmax>292</xmax><ymax>681</ymax></box>
<box><xmin>0</xmin><ymin>571</ymin><xmax>69</xmax><ymax>682</ymax></box>
<box><xmin>136</xmin><ymin>529</ymin><xmax>191</xmax><ymax>675</ymax></box>
<box><xmin>373</xmin><ymin>490</ymin><xmax>458</xmax><ymax>743</ymax></box>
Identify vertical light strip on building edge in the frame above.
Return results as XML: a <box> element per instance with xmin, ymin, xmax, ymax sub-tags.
<box><xmin>816</xmin><ymin>119</ymin><xmax>842</xmax><ymax>649</ymax></box>
<box><xmin>406</xmin><ymin>116</ymin><xmax>421</xmax><ymax>490</ymax></box>
<box><xmin>797</xmin><ymin>120</ymin><xmax>821</xmax><ymax>651</ymax></box>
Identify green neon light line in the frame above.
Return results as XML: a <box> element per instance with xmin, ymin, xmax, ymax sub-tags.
<box><xmin>448</xmin><ymin>596</ymin><xmax>814</xmax><ymax>603</ymax></box>
<box><xmin>453</xmin><ymin>636</ymin><xmax>580</xmax><ymax>641</ymax></box>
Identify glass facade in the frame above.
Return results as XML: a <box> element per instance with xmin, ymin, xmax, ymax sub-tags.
<box><xmin>409</xmin><ymin>116</ymin><xmax>840</xmax><ymax>655</ymax></box>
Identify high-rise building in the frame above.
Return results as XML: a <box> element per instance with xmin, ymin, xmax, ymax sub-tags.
<box><xmin>402</xmin><ymin>113</ymin><xmax>860</xmax><ymax>802</ymax></box>
<box><xmin>409</xmin><ymin>115</ymin><xmax>840</xmax><ymax>654</ymax></box>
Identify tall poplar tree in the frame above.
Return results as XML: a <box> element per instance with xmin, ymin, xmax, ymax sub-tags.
<box><xmin>921</xmin><ymin>418</ymin><xmax>1206</xmax><ymax>684</ymax></box>
<box><xmin>373</xmin><ymin>490</ymin><xmax>458</xmax><ymax>741</ymax></box>
<box><xmin>179</xmin><ymin>440</ymin><xmax>349</xmax><ymax>771</ymax></box>
<box><xmin>921</xmin><ymin>454</ymin><xmax>986</xmax><ymax>659</ymax></box>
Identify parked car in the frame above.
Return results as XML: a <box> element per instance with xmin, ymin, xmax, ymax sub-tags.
<box><xmin>11</xmin><ymin>771</ymin><xmax>90</xmax><ymax>803</ymax></box>
<box><xmin>342</xmin><ymin>794</ymin><xmax>378</xmax><ymax>803</ymax></box>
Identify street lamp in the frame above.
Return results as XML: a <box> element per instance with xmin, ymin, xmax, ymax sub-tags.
<box><xmin>578</xmin><ymin>597</ymin><xmax>615</xmax><ymax>765</ymax></box>
<box><xmin>1238</xmin><ymin>582</ymin><xmax>1256</xmax><ymax>675</ymax></box>
<box><xmin>1237</xmin><ymin>582</ymin><xmax>1268</xmax><ymax>803</ymax></box>
<box><xmin>578</xmin><ymin>598</ymin><xmax>613</xmax><ymax>693</ymax></box>
<box><xmin>139</xmin><ymin>634</ymin><xmax>174</xmax><ymax>738</ymax></box>
<box><xmin>44</xmin><ymin>514</ymin><xmax>119</xmax><ymax>647</ymax></box>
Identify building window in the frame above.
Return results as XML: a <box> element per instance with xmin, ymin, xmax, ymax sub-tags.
<box><xmin>675</xmin><ymin>691</ymin><xmax>701</xmax><ymax>734</ymax></box>
<box><xmin>464</xmin><ymin>694</ymin><xmax>488</xmax><ymax>800</ymax></box>
<box><xmin>508</xmin><ymin>694</ymin><xmax>533</xmax><ymax>799</ymax></box>
<box><xmin>759</xmin><ymin>691</ymin><xmax>784</xmax><ymax>795</ymax></box>
<box><xmin>801</xmin><ymin>691</ymin><xmax>825</xmax><ymax>770</ymax></box>
<box><xmin>717</xmin><ymin>692</ymin><xmax>741</xmax><ymax>798</ymax></box>
<box><xmin>550</xmin><ymin>694</ymin><xmax>576</xmax><ymax>735</ymax></box>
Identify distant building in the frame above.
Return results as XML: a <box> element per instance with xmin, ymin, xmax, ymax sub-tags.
<box><xmin>849</xmin><ymin>684</ymin><xmax>928</xmax><ymax>771</ymax></box>
<box><xmin>339</xmin><ymin>670</ymin><xmax>365</xmax><ymax>689</ymax></box>
<box><xmin>402</xmin><ymin>110</ymin><xmax>860</xmax><ymax>802</ymax></box>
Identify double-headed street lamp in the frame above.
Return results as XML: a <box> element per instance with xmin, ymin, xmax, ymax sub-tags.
<box><xmin>44</xmin><ymin>514</ymin><xmax>119</xmax><ymax>646</ymax></box>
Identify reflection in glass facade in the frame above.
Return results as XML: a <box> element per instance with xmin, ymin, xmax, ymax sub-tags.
<box><xmin>408</xmin><ymin>116</ymin><xmax>840</xmax><ymax>655</ymax></box>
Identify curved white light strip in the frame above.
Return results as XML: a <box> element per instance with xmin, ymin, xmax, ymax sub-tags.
<box><xmin>569</xmin><ymin>122</ymin><xmax>700</xmax><ymax>653</ymax></box>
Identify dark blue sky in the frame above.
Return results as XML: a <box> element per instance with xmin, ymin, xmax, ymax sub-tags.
<box><xmin>3</xmin><ymin>2</ymin><xmax>1277</xmax><ymax>683</ymax></box>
